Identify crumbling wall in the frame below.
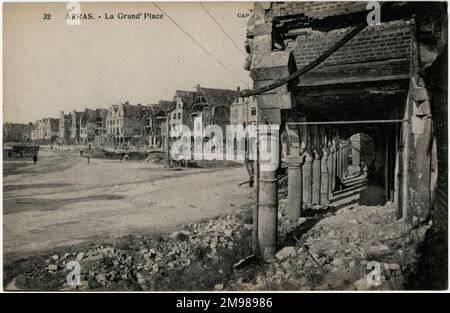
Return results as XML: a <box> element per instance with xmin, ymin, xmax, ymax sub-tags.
<box><xmin>290</xmin><ymin>21</ymin><xmax>412</xmax><ymax>68</ymax></box>
<box><xmin>267</xmin><ymin>1</ymin><xmax>369</xmax><ymax>20</ymax></box>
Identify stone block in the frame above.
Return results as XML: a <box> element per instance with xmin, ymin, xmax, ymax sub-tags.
<box><xmin>257</xmin><ymin>93</ymin><xmax>292</xmax><ymax>109</ymax></box>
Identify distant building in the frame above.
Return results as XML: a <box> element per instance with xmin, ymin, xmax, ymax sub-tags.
<box><xmin>230</xmin><ymin>94</ymin><xmax>257</xmax><ymax>127</ymax></box>
<box><xmin>31</xmin><ymin>118</ymin><xmax>58</xmax><ymax>144</ymax></box>
<box><xmin>170</xmin><ymin>90</ymin><xmax>196</xmax><ymax>134</ymax></box>
<box><xmin>105</xmin><ymin>102</ymin><xmax>144</xmax><ymax>147</ymax></box>
<box><xmin>31</xmin><ymin>121</ymin><xmax>41</xmax><ymax>141</ymax></box>
<box><xmin>190</xmin><ymin>84</ymin><xmax>239</xmax><ymax>136</ymax></box>
<box><xmin>3</xmin><ymin>122</ymin><xmax>32</xmax><ymax>143</ymax></box>
<box><xmin>58</xmin><ymin>111</ymin><xmax>72</xmax><ymax>145</ymax></box>
<box><xmin>143</xmin><ymin>101</ymin><xmax>175</xmax><ymax>148</ymax></box>
<box><xmin>79</xmin><ymin>109</ymin><xmax>96</xmax><ymax>146</ymax></box>
<box><xmin>43</xmin><ymin>118</ymin><xmax>59</xmax><ymax>144</ymax></box>
<box><xmin>70</xmin><ymin>110</ymin><xmax>85</xmax><ymax>145</ymax></box>
<box><xmin>94</xmin><ymin>108</ymin><xmax>109</xmax><ymax>146</ymax></box>
<box><xmin>169</xmin><ymin>85</ymin><xmax>239</xmax><ymax>137</ymax></box>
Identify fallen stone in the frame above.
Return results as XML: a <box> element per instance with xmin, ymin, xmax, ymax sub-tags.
<box><xmin>314</xmin><ymin>283</ymin><xmax>330</xmax><ymax>290</ymax></box>
<box><xmin>384</xmin><ymin>263</ymin><xmax>401</xmax><ymax>271</ymax></box>
<box><xmin>169</xmin><ymin>230</ymin><xmax>191</xmax><ymax>241</ymax></box>
<box><xmin>364</xmin><ymin>244</ymin><xmax>391</xmax><ymax>259</ymax></box>
<box><xmin>95</xmin><ymin>274</ymin><xmax>107</xmax><ymax>283</ymax></box>
<box><xmin>48</xmin><ymin>264</ymin><xmax>58</xmax><ymax>271</ymax></box>
<box><xmin>354</xmin><ymin>278</ymin><xmax>370</xmax><ymax>291</ymax></box>
<box><xmin>331</xmin><ymin>258</ymin><xmax>344</xmax><ymax>268</ymax></box>
<box><xmin>275</xmin><ymin>246</ymin><xmax>297</xmax><ymax>261</ymax></box>
<box><xmin>215</xmin><ymin>284</ymin><xmax>224</xmax><ymax>291</ymax></box>
<box><xmin>76</xmin><ymin>252</ymin><xmax>85</xmax><ymax>261</ymax></box>
<box><xmin>52</xmin><ymin>255</ymin><xmax>59</xmax><ymax>261</ymax></box>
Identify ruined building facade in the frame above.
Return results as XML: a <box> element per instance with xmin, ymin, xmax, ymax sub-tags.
<box><xmin>3</xmin><ymin>123</ymin><xmax>32</xmax><ymax>143</ymax></box>
<box><xmin>31</xmin><ymin>118</ymin><xmax>59</xmax><ymax>144</ymax></box>
<box><xmin>79</xmin><ymin>109</ymin><xmax>97</xmax><ymax>146</ymax></box>
<box><xmin>190</xmin><ymin>85</ymin><xmax>239</xmax><ymax>141</ymax></box>
<box><xmin>94</xmin><ymin>108</ymin><xmax>109</xmax><ymax>146</ymax></box>
<box><xmin>58</xmin><ymin>111</ymin><xmax>72</xmax><ymax>145</ymax></box>
<box><xmin>245</xmin><ymin>2</ymin><xmax>447</xmax><ymax>259</ymax></box>
<box><xmin>230</xmin><ymin>94</ymin><xmax>258</xmax><ymax>127</ymax></box>
<box><xmin>105</xmin><ymin>102</ymin><xmax>144</xmax><ymax>147</ymax></box>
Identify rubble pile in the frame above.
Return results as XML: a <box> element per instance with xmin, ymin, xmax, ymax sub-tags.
<box><xmin>145</xmin><ymin>151</ymin><xmax>164</xmax><ymax>164</ymax></box>
<box><xmin>227</xmin><ymin>203</ymin><xmax>430</xmax><ymax>291</ymax></box>
<box><xmin>7</xmin><ymin>213</ymin><xmax>252</xmax><ymax>291</ymax></box>
<box><xmin>277</xmin><ymin>198</ymin><xmax>336</xmax><ymax>243</ymax></box>
<box><xmin>7</xmin><ymin>202</ymin><xmax>430</xmax><ymax>291</ymax></box>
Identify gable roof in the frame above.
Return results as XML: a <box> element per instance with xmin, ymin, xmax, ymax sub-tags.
<box><xmin>198</xmin><ymin>88</ymin><xmax>239</xmax><ymax>108</ymax></box>
<box><xmin>146</xmin><ymin>101</ymin><xmax>176</xmax><ymax>115</ymax></box>
<box><xmin>174</xmin><ymin>90</ymin><xmax>196</xmax><ymax>109</ymax></box>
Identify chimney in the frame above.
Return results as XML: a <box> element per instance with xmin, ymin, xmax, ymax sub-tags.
<box><xmin>237</xmin><ymin>86</ymin><xmax>240</xmax><ymax>92</ymax></box>
<box><xmin>196</xmin><ymin>84</ymin><xmax>201</xmax><ymax>93</ymax></box>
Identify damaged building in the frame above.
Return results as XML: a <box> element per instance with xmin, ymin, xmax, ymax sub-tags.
<box><xmin>58</xmin><ymin>111</ymin><xmax>72</xmax><ymax>145</ymax></box>
<box><xmin>243</xmin><ymin>0</ymin><xmax>447</xmax><ymax>275</ymax></box>
<box><xmin>105</xmin><ymin>102</ymin><xmax>144</xmax><ymax>147</ymax></box>
<box><xmin>31</xmin><ymin>118</ymin><xmax>59</xmax><ymax>144</ymax></box>
<box><xmin>3</xmin><ymin>122</ymin><xmax>32</xmax><ymax>143</ymax></box>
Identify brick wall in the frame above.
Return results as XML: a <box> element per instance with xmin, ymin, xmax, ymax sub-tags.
<box><xmin>267</xmin><ymin>1</ymin><xmax>369</xmax><ymax>20</ymax></box>
<box><xmin>288</xmin><ymin>21</ymin><xmax>413</xmax><ymax>69</ymax></box>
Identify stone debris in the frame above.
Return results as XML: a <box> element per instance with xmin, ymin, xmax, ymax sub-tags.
<box><xmin>214</xmin><ymin>284</ymin><xmax>224</xmax><ymax>291</ymax></box>
<box><xmin>76</xmin><ymin>252</ymin><xmax>85</xmax><ymax>261</ymax></box>
<box><xmin>226</xmin><ymin>202</ymin><xmax>428</xmax><ymax>291</ymax></box>
<box><xmin>275</xmin><ymin>247</ymin><xmax>297</xmax><ymax>261</ymax></box>
<box><xmin>7</xmin><ymin>202</ymin><xmax>428</xmax><ymax>291</ymax></box>
<box><xmin>10</xmin><ymin>212</ymin><xmax>252</xmax><ymax>291</ymax></box>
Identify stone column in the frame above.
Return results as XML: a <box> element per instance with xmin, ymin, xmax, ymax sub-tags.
<box><xmin>333</xmin><ymin>143</ymin><xmax>339</xmax><ymax>190</ymax></box>
<box><xmin>336</xmin><ymin>143</ymin><xmax>342</xmax><ymax>179</ymax></box>
<box><xmin>339</xmin><ymin>143</ymin><xmax>345</xmax><ymax>180</ymax></box>
<box><xmin>258</xmin><ymin>130</ymin><xmax>278</xmax><ymax>260</ymax></box>
<box><xmin>351</xmin><ymin>135</ymin><xmax>361</xmax><ymax>173</ymax></box>
<box><xmin>328</xmin><ymin>145</ymin><xmax>335</xmax><ymax>198</ymax></box>
<box><xmin>348</xmin><ymin>142</ymin><xmax>351</xmax><ymax>174</ymax></box>
<box><xmin>343</xmin><ymin>142</ymin><xmax>348</xmax><ymax>177</ymax></box>
<box><xmin>302</xmin><ymin>152</ymin><xmax>313</xmax><ymax>205</ymax></box>
<box><xmin>286</xmin><ymin>155</ymin><xmax>304</xmax><ymax>221</ymax></box>
<box><xmin>321</xmin><ymin>148</ymin><xmax>330</xmax><ymax>205</ymax></box>
<box><xmin>312</xmin><ymin>150</ymin><xmax>322</xmax><ymax>204</ymax></box>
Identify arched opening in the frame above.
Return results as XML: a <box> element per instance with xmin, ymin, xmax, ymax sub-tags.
<box><xmin>349</xmin><ymin>133</ymin><xmax>374</xmax><ymax>176</ymax></box>
<box><xmin>348</xmin><ymin>132</ymin><xmax>387</xmax><ymax>206</ymax></box>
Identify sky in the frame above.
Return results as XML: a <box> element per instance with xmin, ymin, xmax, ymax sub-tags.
<box><xmin>3</xmin><ymin>2</ymin><xmax>254</xmax><ymax>123</ymax></box>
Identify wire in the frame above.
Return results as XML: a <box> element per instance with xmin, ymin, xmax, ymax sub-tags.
<box><xmin>153</xmin><ymin>2</ymin><xmax>249</xmax><ymax>88</ymax></box>
<box><xmin>199</xmin><ymin>3</ymin><xmax>246</xmax><ymax>56</ymax></box>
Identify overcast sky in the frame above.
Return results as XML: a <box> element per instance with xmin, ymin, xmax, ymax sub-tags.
<box><xmin>3</xmin><ymin>2</ymin><xmax>253</xmax><ymax>123</ymax></box>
